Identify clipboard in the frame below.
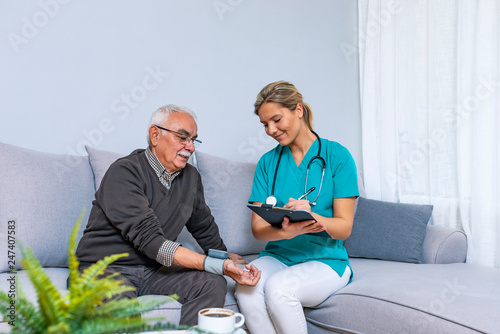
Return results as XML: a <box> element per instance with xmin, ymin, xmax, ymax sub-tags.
<box><xmin>247</xmin><ymin>203</ymin><xmax>316</xmax><ymax>227</ymax></box>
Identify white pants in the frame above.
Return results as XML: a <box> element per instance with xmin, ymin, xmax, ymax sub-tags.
<box><xmin>235</xmin><ymin>256</ymin><xmax>351</xmax><ymax>334</ymax></box>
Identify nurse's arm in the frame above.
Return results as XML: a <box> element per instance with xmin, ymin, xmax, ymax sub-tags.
<box><xmin>310</xmin><ymin>197</ymin><xmax>356</xmax><ymax>240</ymax></box>
<box><xmin>250</xmin><ymin>202</ymin><xmax>324</xmax><ymax>241</ymax></box>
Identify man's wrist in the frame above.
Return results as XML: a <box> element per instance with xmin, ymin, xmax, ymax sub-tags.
<box><xmin>203</xmin><ymin>256</ymin><xmax>226</xmax><ymax>275</ymax></box>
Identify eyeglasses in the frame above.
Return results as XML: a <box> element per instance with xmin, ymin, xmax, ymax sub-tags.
<box><xmin>155</xmin><ymin>125</ymin><xmax>202</xmax><ymax>148</ymax></box>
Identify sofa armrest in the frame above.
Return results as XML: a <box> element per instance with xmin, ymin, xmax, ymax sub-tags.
<box><xmin>421</xmin><ymin>225</ymin><xmax>467</xmax><ymax>264</ymax></box>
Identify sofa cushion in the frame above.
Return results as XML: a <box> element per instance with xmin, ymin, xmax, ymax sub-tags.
<box><xmin>195</xmin><ymin>151</ymin><xmax>267</xmax><ymax>256</ymax></box>
<box><xmin>344</xmin><ymin>197</ymin><xmax>433</xmax><ymax>263</ymax></box>
<box><xmin>85</xmin><ymin>145</ymin><xmax>124</xmax><ymax>190</ymax></box>
<box><xmin>0</xmin><ymin>142</ymin><xmax>94</xmax><ymax>272</ymax></box>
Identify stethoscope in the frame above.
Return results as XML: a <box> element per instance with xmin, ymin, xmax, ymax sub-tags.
<box><xmin>266</xmin><ymin>131</ymin><xmax>326</xmax><ymax>207</ymax></box>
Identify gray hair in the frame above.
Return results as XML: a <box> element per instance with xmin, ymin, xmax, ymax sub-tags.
<box><xmin>147</xmin><ymin>104</ymin><xmax>197</xmax><ymax>146</ymax></box>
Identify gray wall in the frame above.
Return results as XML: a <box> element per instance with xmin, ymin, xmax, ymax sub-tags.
<box><xmin>0</xmin><ymin>0</ymin><xmax>361</xmax><ymax>165</ymax></box>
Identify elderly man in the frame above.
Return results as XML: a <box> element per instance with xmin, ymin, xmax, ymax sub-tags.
<box><xmin>75</xmin><ymin>104</ymin><xmax>261</xmax><ymax>325</ymax></box>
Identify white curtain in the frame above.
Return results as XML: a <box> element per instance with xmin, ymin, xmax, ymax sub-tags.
<box><xmin>358</xmin><ymin>0</ymin><xmax>500</xmax><ymax>267</ymax></box>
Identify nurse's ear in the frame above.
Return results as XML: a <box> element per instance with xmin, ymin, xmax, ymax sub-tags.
<box><xmin>295</xmin><ymin>103</ymin><xmax>304</xmax><ymax>119</ymax></box>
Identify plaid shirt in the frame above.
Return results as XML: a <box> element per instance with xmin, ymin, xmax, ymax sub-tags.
<box><xmin>145</xmin><ymin>146</ymin><xmax>181</xmax><ymax>190</ymax></box>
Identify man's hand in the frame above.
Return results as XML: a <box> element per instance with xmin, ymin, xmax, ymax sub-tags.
<box><xmin>223</xmin><ymin>261</ymin><xmax>261</xmax><ymax>286</ymax></box>
<box><xmin>228</xmin><ymin>253</ymin><xmax>247</xmax><ymax>264</ymax></box>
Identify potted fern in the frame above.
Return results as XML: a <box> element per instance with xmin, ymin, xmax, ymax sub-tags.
<box><xmin>0</xmin><ymin>210</ymin><xmax>186</xmax><ymax>334</ymax></box>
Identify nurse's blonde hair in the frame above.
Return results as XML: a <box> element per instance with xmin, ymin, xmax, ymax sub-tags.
<box><xmin>254</xmin><ymin>81</ymin><xmax>314</xmax><ymax>130</ymax></box>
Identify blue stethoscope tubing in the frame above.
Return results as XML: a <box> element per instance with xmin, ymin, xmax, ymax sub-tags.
<box><xmin>266</xmin><ymin>130</ymin><xmax>326</xmax><ymax>207</ymax></box>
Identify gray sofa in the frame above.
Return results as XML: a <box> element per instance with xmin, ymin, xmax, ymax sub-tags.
<box><xmin>1</xmin><ymin>141</ymin><xmax>499</xmax><ymax>334</ymax></box>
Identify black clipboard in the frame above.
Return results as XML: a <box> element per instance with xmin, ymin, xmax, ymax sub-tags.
<box><xmin>247</xmin><ymin>204</ymin><xmax>316</xmax><ymax>227</ymax></box>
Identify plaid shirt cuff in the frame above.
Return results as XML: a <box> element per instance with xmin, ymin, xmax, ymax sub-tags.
<box><xmin>156</xmin><ymin>240</ymin><xmax>181</xmax><ymax>267</ymax></box>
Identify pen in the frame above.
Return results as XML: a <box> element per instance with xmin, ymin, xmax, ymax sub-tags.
<box><xmin>298</xmin><ymin>187</ymin><xmax>316</xmax><ymax>200</ymax></box>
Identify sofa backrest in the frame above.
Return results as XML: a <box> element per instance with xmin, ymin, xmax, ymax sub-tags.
<box><xmin>0</xmin><ymin>142</ymin><xmax>94</xmax><ymax>272</ymax></box>
<box><xmin>194</xmin><ymin>151</ymin><xmax>268</xmax><ymax>255</ymax></box>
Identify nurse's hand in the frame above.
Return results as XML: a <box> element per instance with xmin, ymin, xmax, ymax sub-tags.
<box><xmin>281</xmin><ymin>216</ymin><xmax>326</xmax><ymax>239</ymax></box>
<box><xmin>284</xmin><ymin>198</ymin><xmax>312</xmax><ymax>212</ymax></box>
<box><xmin>228</xmin><ymin>252</ymin><xmax>247</xmax><ymax>264</ymax></box>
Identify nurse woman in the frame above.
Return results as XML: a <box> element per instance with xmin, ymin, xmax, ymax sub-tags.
<box><xmin>235</xmin><ymin>81</ymin><xmax>359</xmax><ymax>334</ymax></box>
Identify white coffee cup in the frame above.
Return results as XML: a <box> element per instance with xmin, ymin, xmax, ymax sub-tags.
<box><xmin>198</xmin><ymin>308</ymin><xmax>245</xmax><ymax>333</ymax></box>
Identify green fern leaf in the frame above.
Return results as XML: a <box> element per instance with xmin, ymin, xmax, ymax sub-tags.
<box><xmin>95</xmin><ymin>294</ymin><xmax>176</xmax><ymax>319</ymax></box>
<box><xmin>19</xmin><ymin>246</ymin><xmax>65</xmax><ymax>327</ymax></box>
<box><xmin>0</xmin><ymin>285</ymin><xmax>46</xmax><ymax>333</ymax></box>
<box><xmin>67</xmin><ymin>209</ymin><xmax>86</xmax><ymax>296</ymax></box>
<box><xmin>46</xmin><ymin>321</ymin><xmax>70</xmax><ymax>333</ymax></box>
<box><xmin>72</xmin><ymin>253</ymin><xmax>129</xmax><ymax>292</ymax></box>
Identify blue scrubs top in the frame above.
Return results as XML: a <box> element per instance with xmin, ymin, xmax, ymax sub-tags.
<box><xmin>249</xmin><ymin>137</ymin><xmax>359</xmax><ymax>278</ymax></box>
